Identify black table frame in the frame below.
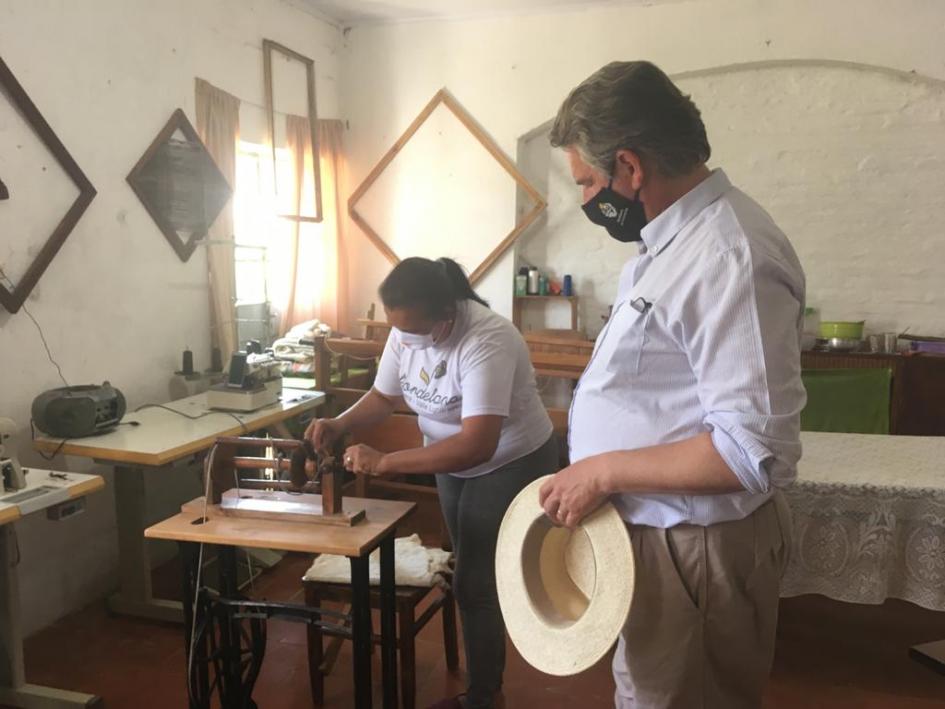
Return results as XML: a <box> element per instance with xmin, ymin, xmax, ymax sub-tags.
<box><xmin>178</xmin><ymin>532</ymin><xmax>398</xmax><ymax>709</ymax></box>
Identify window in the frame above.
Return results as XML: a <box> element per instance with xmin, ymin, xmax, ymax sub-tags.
<box><xmin>233</xmin><ymin>136</ymin><xmax>322</xmax><ymax>342</ymax></box>
<box><xmin>233</xmin><ymin>141</ymin><xmax>287</xmax><ymax>306</ymax></box>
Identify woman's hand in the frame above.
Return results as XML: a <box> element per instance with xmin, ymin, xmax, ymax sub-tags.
<box><xmin>305</xmin><ymin>418</ymin><xmax>346</xmax><ymax>452</ymax></box>
<box><xmin>343</xmin><ymin>444</ymin><xmax>390</xmax><ymax>476</ymax></box>
<box><xmin>538</xmin><ymin>459</ymin><xmax>609</xmax><ymax>529</ymax></box>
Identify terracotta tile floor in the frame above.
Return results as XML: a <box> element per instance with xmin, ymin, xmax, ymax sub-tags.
<box><xmin>9</xmin><ymin>496</ymin><xmax>945</xmax><ymax>708</ymax></box>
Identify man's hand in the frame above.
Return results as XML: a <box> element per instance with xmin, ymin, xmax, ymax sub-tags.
<box><xmin>343</xmin><ymin>444</ymin><xmax>389</xmax><ymax>476</ymax></box>
<box><xmin>305</xmin><ymin>418</ymin><xmax>346</xmax><ymax>452</ymax></box>
<box><xmin>539</xmin><ymin>459</ymin><xmax>609</xmax><ymax>529</ymax></box>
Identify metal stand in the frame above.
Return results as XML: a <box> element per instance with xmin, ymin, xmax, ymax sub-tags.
<box><xmin>179</xmin><ymin>533</ymin><xmax>400</xmax><ymax>709</ymax></box>
<box><xmin>108</xmin><ymin>464</ymin><xmax>184</xmax><ymax>623</ymax></box>
<box><xmin>0</xmin><ymin>525</ymin><xmax>103</xmax><ymax>708</ymax></box>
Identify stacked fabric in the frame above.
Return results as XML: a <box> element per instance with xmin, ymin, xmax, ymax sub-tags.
<box><xmin>272</xmin><ymin>319</ymin><xmax>331</xmax><ymax>376</ymax></box>
<box><xmin>303</xmin><ymin>534</ymin><xmax>453</xmax><ymax>588</ymax></box>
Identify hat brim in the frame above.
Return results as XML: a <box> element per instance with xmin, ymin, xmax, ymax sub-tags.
<box><xmin>496</xmin><ymin>474</ymin><xmax>635</xmax><ymax>676</ymax></box>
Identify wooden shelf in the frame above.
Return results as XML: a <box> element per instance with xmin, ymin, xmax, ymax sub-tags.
<box><xmin>514</xmin><ymin>294</ymin><xmax>578</xmax><ymax>300</ymax></box>
<box><xmin>513</xmin><ymin>294</ymin><xmax>579</xmax><ymax>330</ymax></box>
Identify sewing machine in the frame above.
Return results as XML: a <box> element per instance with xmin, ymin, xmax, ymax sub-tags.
<box><xmin>1</xmin><ymin>417</ymin><xmax>26</xmax><ymax>492</ymax></box>
<box><xmin>0</xmin><ymin>416</ymin><xmax>99</xmax><ymax>523</ymax></box>
<box><xmin>199</xmin><ymin>436</ymin><xmax>366</xmax><ymax>526</ymax></box>
<box><xmin>0</xmin><ymin>418</ymin><xmax>105</xmax><ymax>708</ymax></box>
<box><xmin>206</xmin><ymin>352</ymin><xmax>283</xmax><ymax>412</ymax></box>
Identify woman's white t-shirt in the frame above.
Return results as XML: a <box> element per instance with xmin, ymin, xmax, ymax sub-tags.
<box><xmin>373</xmin><ymin>300</ymin><xmax>553</xmax><ymax>478</ymax></box>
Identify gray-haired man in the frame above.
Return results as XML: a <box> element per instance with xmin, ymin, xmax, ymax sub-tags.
<box><xmin>540</xmin><ymin>61</ymin><xmax>805</xmax><ymax>708</ymax></box>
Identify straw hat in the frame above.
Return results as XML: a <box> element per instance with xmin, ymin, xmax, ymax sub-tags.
<box><xmin>495</xmin><ymin>475</ymin><xmax>635</xmax><ymax>676</ymax></box>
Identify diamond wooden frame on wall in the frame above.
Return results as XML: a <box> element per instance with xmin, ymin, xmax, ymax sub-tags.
<box><xmin>0</xmin><ymin>56</ymin><xmax>97</xmax><ymax>314</ymax></box>
<box><xmin>348</xmin><ymin>88</ymin><xmax>547</xmax><ymax>285</ymax></box>
<box><xmin>126</xmin><ymin>108</ymin><xmax>233</xmax><ymax>262</ymax></box>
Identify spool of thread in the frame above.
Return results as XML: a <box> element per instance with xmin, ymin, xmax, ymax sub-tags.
<box><xmin>563</xmin><ymin>274</ymin><xmax>573</xmax><ymax>296</ymax></box>
<box><xmin>210</xmin><ymin>347</ymin><xmax>223</xmax><ymax>372</ymax></box>
<box><xmin>181</xmin><ymin>348</ymin><xmax>194</xmax><ymax>376</ymax></box>
<box><xmin>527</xmin><ymin>268</ymin><xmax>540</xmax><ymax>295</ymax></box>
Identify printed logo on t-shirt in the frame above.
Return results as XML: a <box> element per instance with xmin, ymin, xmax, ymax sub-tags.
<box><xmin>419</xmin><ymin>360</ymin><xmax>448</xmax><ymax>385</ymax></box>
<box><xmin>399</xmin><ymin>371</ymin><xmax>461</xmax><ymax>415</ymax></box>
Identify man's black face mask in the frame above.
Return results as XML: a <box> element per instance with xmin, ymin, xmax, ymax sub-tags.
<box><xmin>581</xmin><ymin>180</ymin><xmax>647</xmax><ymax>243</ymax></box>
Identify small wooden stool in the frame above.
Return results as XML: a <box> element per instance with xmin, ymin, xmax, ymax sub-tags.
<box><xmin>304</xmin><ymin>578</ymin><xmax>459</xmax><ymax>709</ymax></box>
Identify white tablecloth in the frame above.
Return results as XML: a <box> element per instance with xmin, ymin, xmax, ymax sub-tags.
<box><xmin>782</xmin><ymin>432</ymin><xmax>945</xmax><ymax>610</ymax></box>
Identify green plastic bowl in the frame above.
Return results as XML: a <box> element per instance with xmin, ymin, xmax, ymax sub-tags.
<box><xmin>818</xmin><ymin>320</ymin><xmax>865</xmax><ymax>339</ymax></box>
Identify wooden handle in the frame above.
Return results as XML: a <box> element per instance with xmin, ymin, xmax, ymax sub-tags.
<box><xmin>214</xmin><ymin>436</ymin><xmax>304</xmax><ymax>449</ymax></box>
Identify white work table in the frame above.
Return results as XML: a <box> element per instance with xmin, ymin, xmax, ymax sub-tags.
<box><xmin>31</xmin><ymin>388</ymin><xmax>326</xmax><ymax>624</ymax></box>
<box><xmin>1</xmin><ymin>469</ymin><xmax>105</xmax><ymax>708</ymax></box>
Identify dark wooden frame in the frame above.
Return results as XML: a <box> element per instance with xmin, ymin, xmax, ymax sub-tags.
<box><xmin>0</xmin><ymin>56</ymin><xmax>97</xmax><ymax>313</ymax></box>
<box><xmin>263</xmin><ymin>39</ymin><xmax>322</xmax><ymax>223</ymax></box>
<box><xmin>126</xmin><ymin>108</ymin><xmax>233</xmax><ymax>262</ymax></box>
<box><xmin>348</xmin><ymin>88</ymin><xmax>547</xmax><ymax>285</ymax></box>
<box><xmin>0</xmin><ymin>176</ymin><xmax>8</xmax><ymax>200</ymax></box>
<box><xmin>801</xmin><ymin>350</ymin><xmax>945</xmax><ymax>436</ymax></box>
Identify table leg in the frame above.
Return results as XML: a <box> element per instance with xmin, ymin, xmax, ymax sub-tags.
<box><xmin>349</xmin><ymin>554</ymin><xmax>373</xmax><ymax>709</ymax></box>
<box><xmin>379</xmin><ymin>533</ymin><xmax>398</xmax><ymax>708</ymax></box>
<box><xmin>216</xmin><ymin>546</ymin><xmax>244</xmax><ymax>709</ymax></box>
<box><xmin>108</xmin><ymin>465</ymin><xmax>183</xmax><ymax>623</ymax></box>
<box><xmin>0</xmin><ymin>525</ymin><xmax>103</xmax><ymax>708</ymax></box>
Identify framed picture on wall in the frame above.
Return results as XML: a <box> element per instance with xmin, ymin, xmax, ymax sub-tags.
<box><xmin>0</xmin><ymin>56</ymin><xmax>97</xmax><ymax>313</ymax></box>
<box><xmin>126</xmin><ymin>108</ymin><xmax>233</xmax><ymax>262</ymax></box>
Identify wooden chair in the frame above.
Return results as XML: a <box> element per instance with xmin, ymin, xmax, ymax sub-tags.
<box><xmin>358</xmin><ymin>302</ymin><xmax>392</xmax><ymax>344</ymax></box>
<box><xmin>304</xmin><ymin>579</ymin><xmax>458</xmax><ymax>709</ymax></box>
<box><xmin>304</xmin><ymin>413</ymin><xmax>457</xmax><ymax>709</ymax></box>
<box><xmin>524</xmin><ymin>330</ymin><xmax>593</xmax><ymax>381</ymax></box>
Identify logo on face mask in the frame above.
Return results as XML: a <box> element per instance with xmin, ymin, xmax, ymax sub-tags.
<box><xmin>582</xmin><ymin>180</ymin><xmax>647</xmax><ymax>243</ymax></box>
<box><xmin>599</xmin><ymin>202</ymin><xmax>618</xmax><ymax>218</ymax></box>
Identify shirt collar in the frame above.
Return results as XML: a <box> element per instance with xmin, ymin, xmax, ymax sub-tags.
<box><xmin>639</xmin><ymin>168</ymin><xmax>731</xmax><ymax>256</ymax></box>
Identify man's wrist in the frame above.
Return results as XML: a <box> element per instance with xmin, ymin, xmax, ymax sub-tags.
<box><xmin>593</xmin><ymin>453</ymin><xmax>619</xmax><ymax>495</ymax></box>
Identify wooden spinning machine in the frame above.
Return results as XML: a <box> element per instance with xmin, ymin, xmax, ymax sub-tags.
<box><xmin>202</xmin><ymin>437</ymin><xmax>366</xmax><ymax>526</ymax></box>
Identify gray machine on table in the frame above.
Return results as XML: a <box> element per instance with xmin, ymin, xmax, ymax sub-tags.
<box><xmin>206</xmin><ymin>352</ymin><xmax>283</xmax><ymax>412</ymax></box>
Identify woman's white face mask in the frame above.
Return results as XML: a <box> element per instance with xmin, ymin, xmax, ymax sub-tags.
<box><xmin>397</xmin><ymin>330</ymin><xmax>436</xmax><ymax>351</ymax></box>
<box><xmin>396</xmin><ymin>320</ymin><xmax>451</xmax><ymax>351</ymax></box>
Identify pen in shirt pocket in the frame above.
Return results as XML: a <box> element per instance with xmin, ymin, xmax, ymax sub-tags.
<box><xmin>630</xmin><ymin>297</ymin><xmax>652</xmax><ymax>314</ymax></box>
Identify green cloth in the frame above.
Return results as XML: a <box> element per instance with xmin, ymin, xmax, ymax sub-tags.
<box><xmin>800</xmin><ymin>368</ymin><xmax>891</xmax><ymax>434</ymax></box>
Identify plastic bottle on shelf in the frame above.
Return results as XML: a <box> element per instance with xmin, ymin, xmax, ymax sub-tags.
<box><xmin>527</xmin><ymin>267</ymin><xmax>540</xmax><ymax>295</ymax></box>
<box><xmin>514</xmin><ymin>273</ymin><xmax>527</xmax><ymax>296</ymax></box>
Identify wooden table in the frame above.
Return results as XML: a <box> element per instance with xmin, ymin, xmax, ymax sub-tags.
<box><xmin>0</xmin><ymin>469</ymin><xmax>104</xmax><ymax>708</ymax></box>
<box><xmin>146</xmin><ymin>495</ymin><xmax>415</xmax><ymax>709</ymax></box>
<box><xmin>801</xmin><ymin>350</ymin><xmax>945</xmax><ymax>435</ymax></box>
<box><xmin>32</xmin><ymin>388</ymin><xmax>325</xmax><ymax>623</ymax></box>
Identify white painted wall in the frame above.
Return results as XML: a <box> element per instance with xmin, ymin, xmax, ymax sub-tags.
<box><xmin>519</xmin><ymin>62</ymin><xmax>945</xmax><ymax>337</ymax></box>
<box><xmin>0</xmin><ymin>0</ymin><xmax>341</xmax><ymax>634</ymax></box>
<box><xmin>339</xmin><ymin>0</ymin><xmax>945</xmax><ymax>339</ymax></box>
